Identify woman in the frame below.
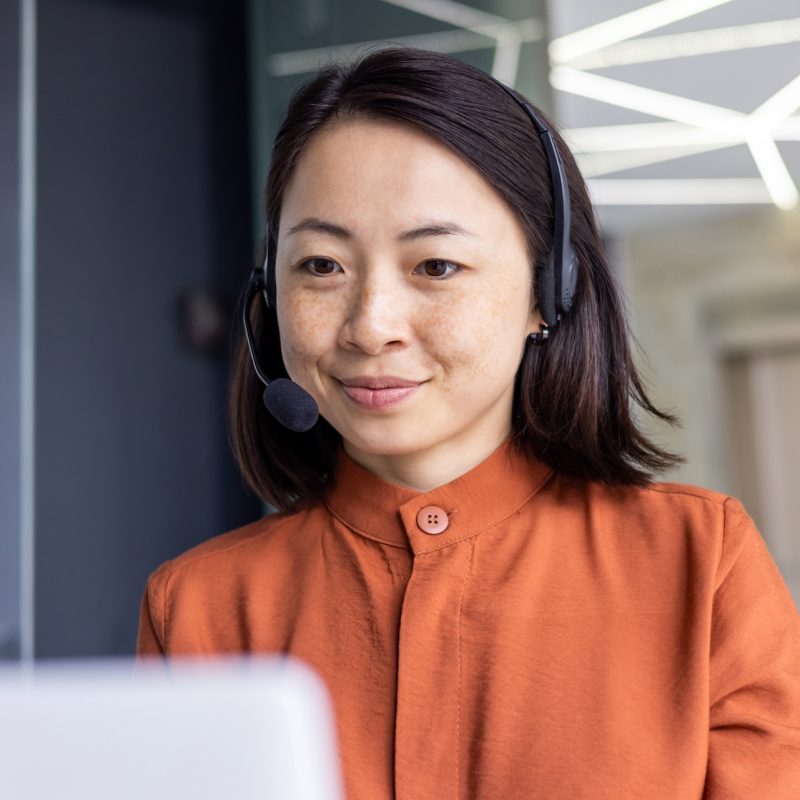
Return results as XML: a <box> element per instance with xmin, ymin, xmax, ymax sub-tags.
<box><xmin>137</xmin><ymin>47</ymin><xmax>800</xmax><ymax>798</ymax></box>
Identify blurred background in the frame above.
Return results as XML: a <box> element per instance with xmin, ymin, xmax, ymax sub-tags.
<box><xmin>2</xmin><ymin>0</ymin><xmax>798</xmax><ymax>662</ymax></box>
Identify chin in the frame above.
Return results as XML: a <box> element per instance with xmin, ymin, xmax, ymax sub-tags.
<box><xmin>338</xmin><ymin>422</ymin><xmax>437</xmax><ymax>458</ymax></box>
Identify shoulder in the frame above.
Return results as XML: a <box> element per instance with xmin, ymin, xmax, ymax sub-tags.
<box><xmin>571</xmin><ymin>475</ymin><xmax>741</xmax><ymax>517</ymax></box>
<box><xmin>144</xmin><ymin>502</ymin><xmax>329</xmax><ymax>599</ymax></box>
<box><xmin>547</xmin><ymin>473</ymin><xmax>752</xmax><ymax>547</ymax></box>
<box><xmin>641</xmin><ymin>480</ymin><xmax>731</xmax><ymax>506</ymax></box>
<box><xmin>542</xmin><ymin>476</ymin><xmax>766</xmax><ymax>593</ymax></box>
<box><xmin>639</xmin><ymin>482</ymin><xmax>756</xmax><ymax>532</ymax></box>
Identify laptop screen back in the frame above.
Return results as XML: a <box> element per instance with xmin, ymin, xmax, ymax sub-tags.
<box><xmin>0</xmin><ymin>655</ymin><xmax>344</xmax><ymax>800</ymax></box>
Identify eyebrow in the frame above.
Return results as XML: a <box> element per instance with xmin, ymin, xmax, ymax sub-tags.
<box><xmin>285</xmin><ymin>217</ymin><xmax>477</xmax><ymax>242</ymax></box>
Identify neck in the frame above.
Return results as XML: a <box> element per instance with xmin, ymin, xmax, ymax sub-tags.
<box><xmin>342</xmin><ymin>425</ymin><xmax>513</xmax><ymax>492</ymax></box>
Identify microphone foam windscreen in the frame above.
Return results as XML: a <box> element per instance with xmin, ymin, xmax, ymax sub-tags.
<box><xmin>263</xmin><ymin>378</ymin><xmax>319</xmax><ymax>432</ymax></box>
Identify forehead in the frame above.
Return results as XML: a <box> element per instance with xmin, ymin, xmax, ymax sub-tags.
<box><xmin>279</xmin><ymin>117</ymin><xmax>520</xmax><ymax>240</ymax></box>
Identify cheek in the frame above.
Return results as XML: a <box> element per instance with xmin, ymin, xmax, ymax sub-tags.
<box><xmin>277</xmin><ymin>293</ymin><xmax>335</xmax><ymax>379</ymax></box>
<box><xmin>428</xmin><ymin>288</ymin><xmax>529</xmax><ymax>382</ymax></box>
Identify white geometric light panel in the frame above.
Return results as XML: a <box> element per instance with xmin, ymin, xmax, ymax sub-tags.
<box><xmin>265</xmin><ymin>0</ymin><xmax>800</xmax><ymax>209</ymax></box>
<box><xmin>549</xmin><ymin>0</ymin><xmax>800</xmax><ymax>208</ymax></box>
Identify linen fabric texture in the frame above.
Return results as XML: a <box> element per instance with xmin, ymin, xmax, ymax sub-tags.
<box><xmin>137</xmin><ymin>438</ymin><xmax>800</xmax><ymax>799</ymax></box>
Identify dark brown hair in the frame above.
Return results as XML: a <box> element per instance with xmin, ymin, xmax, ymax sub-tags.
<box><xmin>228</xmin><ymin>46</ymin><xmax>682</xmax><ymax>512</ymax></box>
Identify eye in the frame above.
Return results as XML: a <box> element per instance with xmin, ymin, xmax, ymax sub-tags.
<box><xmin>414</xmin><ymin>259</ymin><xmax>462</xmax><ymax>280</ymax></box>
<box><xmin>299</xmin><ymin>257</ymin><xmax>341</xmax><ymax>276</ymax></box>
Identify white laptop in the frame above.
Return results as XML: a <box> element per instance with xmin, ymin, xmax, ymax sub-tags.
<box><xmin>0</xmin><ymin>654</ymin><xmax>344</xmax><ymax>800</ymax></box>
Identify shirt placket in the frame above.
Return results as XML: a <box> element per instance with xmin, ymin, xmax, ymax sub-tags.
<box><xmin>393</xmin><ymin>497</ymin><xmax>476</xmax><ymax>800</ymax></box>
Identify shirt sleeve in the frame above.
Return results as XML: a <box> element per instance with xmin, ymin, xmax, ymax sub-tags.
<box><xmin>703</xmin><ymin>496</ymin><xmax>800</xmax><ymax>798</ymax></box>
<box><xmin>135</xmin><ymin>568</ymin><xmax>167</xmax><ymax>657</ymax></box>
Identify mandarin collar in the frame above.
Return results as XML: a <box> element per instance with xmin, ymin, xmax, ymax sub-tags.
<box><xmin>323</xmin><ymin>437</ymin><xmax>552</xmax><ymax>555</ymax></box>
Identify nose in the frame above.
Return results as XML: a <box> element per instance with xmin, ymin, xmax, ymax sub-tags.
<box><xmin>338</xmin><ymin>267</ymin><xmax>410</xmax><ymax>355</ymax></box>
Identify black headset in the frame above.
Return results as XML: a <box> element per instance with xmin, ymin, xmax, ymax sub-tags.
<box><xmin>242</xmin><ymin>78</ymin><xmax>579</xmax><ymax>431</ymax></box>
<box><xmin>491</xmin><ymin>79</ymin><xmax>579</xmax><ymax>339</ymax></box>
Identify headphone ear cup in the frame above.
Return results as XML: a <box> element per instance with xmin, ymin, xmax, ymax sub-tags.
<box><xmin>536</xmin><ymin>255</ymin><xmax>558</xmax><ymax>328</ymax></box>
<box><xmin>264</xmin><ymin>231</ymin><xmax>278</xmax><ymax>310</ymax></box>
<box><xmin>265</xmin><ymin>271</ymin><xmax>276</xmax><ymax>311</ymax></box>
<box><xmin>560</xmin><ymin>247</ymin><xmax>579</xmax><ymax>315</ymax></box>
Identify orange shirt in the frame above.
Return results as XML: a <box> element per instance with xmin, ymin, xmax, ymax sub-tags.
<box><xmin>136</xmin><ymin>438</ymin><xmax>800</xmax><ymax>798</ymax></box>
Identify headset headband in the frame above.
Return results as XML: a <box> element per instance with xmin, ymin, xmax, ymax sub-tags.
<box><xmin>491</xmin><ymin>80</ymin><xmax>578</xmax><ymax>327</ymax></box>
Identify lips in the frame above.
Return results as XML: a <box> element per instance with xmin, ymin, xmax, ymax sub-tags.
<box><xmin>339</xmin><ymin>376</ymin><xmax>421</xmax><ymax>389</ymax></box>
<box><xmin>337</xmin><ymin>376</ymin><xmax>424</xmax><ymax>410</ymax></box>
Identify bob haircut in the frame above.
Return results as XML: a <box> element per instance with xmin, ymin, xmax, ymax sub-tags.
<box><xmin>228</xmin><ymin>46</ymin><xmax>682</xmax><ymax>513</ymax></box>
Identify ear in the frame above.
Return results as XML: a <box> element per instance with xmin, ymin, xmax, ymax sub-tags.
<box><xmin>526</xmin><ymin>304</ymin><xmax>544</xmax><ymax>338</ymax></box>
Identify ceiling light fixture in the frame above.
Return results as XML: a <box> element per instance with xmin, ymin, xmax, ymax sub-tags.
<box><xmin>563</xmin><ymin>119</ymin><xmax>800</xmax><ymax>152</ymax></box>
<box><xmin>576</xmin><ymin>141</ymin><xmax>740</xmax><ymax>178</ymax></box>
<box><xmin>549</xmin><ymin>0</ymin><xmax>734</xmax><ymax>64</ymax></box>
<box><xmin>586</xmin><ymin>178</ymin><xmax>773</xmax><ymax>205</ymax></box>
<box><xmin>551</xmin><ymin>66</ymin><xmax>800</xmax><ymax>209</ymax></box>
<box><xmin>551</xmin><ymin>66</ymin><xmax>744</xmax><ymax>134</ymax></box>
<box><xmin>745</xmin><ymin>128</ymin><xmax>800</xmax><ymax>209</ymax></box>
<box><xmin>566</xmin><ymin>18</ymin><xmax>800</xmax><ymax>69</ymax></box>
<box><xmin>750</xmin><ymin>72</ymin><xmax>800</xmax><ymax>130</ymax></box>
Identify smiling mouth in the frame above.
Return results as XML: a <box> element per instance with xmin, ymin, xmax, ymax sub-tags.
<box><xmin>337</xmin><ymin>380</ymin><xmax>424</xmax><ymax>410</ymax></box>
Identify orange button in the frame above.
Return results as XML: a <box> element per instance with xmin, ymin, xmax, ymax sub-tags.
<box><xmin>416</xmin><ymin>505</ymin><xmax>449</xmax><ymax>535</ymax></box>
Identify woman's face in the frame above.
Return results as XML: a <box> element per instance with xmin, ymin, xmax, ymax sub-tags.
<box><xmin>275</xmin><ymin>117</ymin><xmax>541</xmax><ymax>470</ymax></box>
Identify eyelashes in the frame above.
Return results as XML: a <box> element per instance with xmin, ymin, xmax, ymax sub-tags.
<box><xmin>298</xmin><ymin>257</ymin><xmax>340</xmax><ymax>276</ymax></box>
<box><xmin>297</xmin><ymin>257</ymin><xmax>463</xmax><ymax>280</ymax></box>
<box><xmin>415</xmin><ymin>259</ymin><xmax>461</xmax><ymax>279</ymax></box>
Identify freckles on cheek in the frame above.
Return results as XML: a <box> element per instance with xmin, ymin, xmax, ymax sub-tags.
<box><xmin>429</xmin><ymin>307</ymin><xmax>495</xmax><ymax>384</ymax></box>
<box><xmin>277</xmin><ymin>295</ymin><xmax>333</xmax><ymax>377</ymax></box>
<box><xmin>438</xmin><ymin>293</ymin><xmax>526</xmax><ymax>382</ymax></box>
